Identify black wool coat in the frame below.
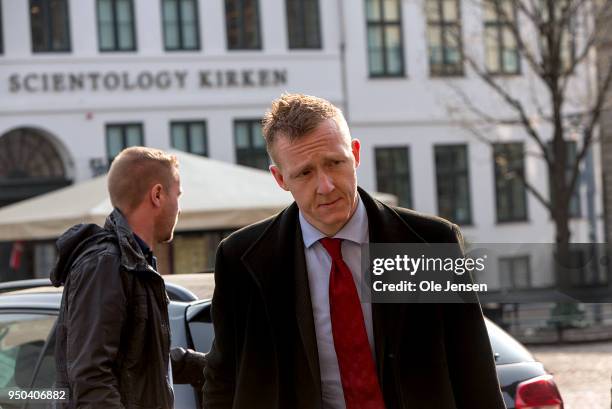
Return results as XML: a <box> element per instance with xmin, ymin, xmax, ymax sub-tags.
<box><xmin>203</xmin><ymin>188</ymin><xmax>506</xmax><ymax>409</ymax></box>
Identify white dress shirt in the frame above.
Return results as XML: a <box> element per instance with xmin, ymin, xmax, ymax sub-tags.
<box><xmin>298</xmin><ymin>197</ymin><xmax>373</xmax><ymax>409</ymax></box>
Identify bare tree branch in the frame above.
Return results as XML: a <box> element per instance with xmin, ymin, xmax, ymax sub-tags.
<box><xmin>560</xmin><ymin>0</ymin><xmax>612</xmax><ymax>91</ymax></box>
<box><xmin>458</xmin><ymin>118</ymin><xmax>553</xmax><ymax>211</ymax></box>
<box><xmin>527</xmin><ymin>68</ymin><xmax>552</xmax><ymax>122</ymax></box>
<box><xmin>463</xmin><ymin>53</ymin><xmax>552</xmax><ymax>165</ymax></box>
<box><xmin>454</xmin><ymin>0</ymin><xmax>608</xmax><ymax>245</ymax></box>
<box><xmin>567</xmin><ymin>56</ymin><xmax>612</xmax><ymax>194</ymax></box>
<box><xmin>484</xmin><ymin>0</ymin><xmax>546</xmax><ymax>79</ymax></box>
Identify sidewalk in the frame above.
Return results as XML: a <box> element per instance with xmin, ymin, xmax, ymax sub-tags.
<box><xmin>530</xmin><ymin>341</ymin><xmax>612</xmax><ymax>409</ymax></box>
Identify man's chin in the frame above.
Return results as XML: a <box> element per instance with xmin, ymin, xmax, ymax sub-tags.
<box><xmin>161</xmin><ymin>233</ymin><xmax>174</xmax><ymax>244</ymax></box>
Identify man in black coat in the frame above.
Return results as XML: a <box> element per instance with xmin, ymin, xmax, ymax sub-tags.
<box><xmin>203</xmin><ymin>94</ymin><xmax>506</xmax><ymax>409</ymax></box>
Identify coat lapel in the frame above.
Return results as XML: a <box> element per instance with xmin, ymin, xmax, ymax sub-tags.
<box><xmin>241</xmin><ymin>203</ymin><xmax>322</xmax><ymax>405</ymax></box>
<box><xmin>293</xmin><ymin>222</ymin><xmax>322</xmax><ymax>400</ymax></box>
<box><xmin>358</xmin><ymin>187</ymin><xmax>427</xmax><ymax>383</ymax></box>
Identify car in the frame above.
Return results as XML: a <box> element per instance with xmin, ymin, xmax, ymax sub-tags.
<box><xmin>0</xmin><ymin>275</ymin><xmax>563</xmax><ymax>409</ymax></box>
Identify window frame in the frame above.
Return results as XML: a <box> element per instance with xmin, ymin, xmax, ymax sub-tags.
<box><xmin>233</xmin><ymin>119</ymin><xmax>269</xmax><ymax>170</ymax></box>
<box><xmin>493</xmin><ymin>142</ymin><xmax>528</xmax><ymax>223</ymax></box>
<box><xmin>537</xmin><ymin>0</ymin><xmax>577</xmax><ymax>72</ymax></box>
<box><xmin>365</xmin><ymin>0</ymin><xmax>405</xmax><ymax>78</ymax></box>
<box><xmin>374</xmin><ymin>146</ymin><xmax>413</xmax><ymax>208</ymax></box>
<box><xmin>224</xmin><ymin>0</ymin><xmax>262</xmax><ymax>50</ymax></box>
<box><xmin>483</xmin><ymin>0</ymin><xmax>521</xmax><ymax>75</ymax></box>
<box><xmin>434</xmin><ymin>144</ymin><xmax>472</xmax><ymax>225</ymax></box>
<box><xmin>105</xmin><ymin>122</ymin><xmax>145</xmax><ymax>163</ymax></box>
<box><xmin>170</xmin><ymin>120</ymin><xmax>208</xmax><ymax>156</ymax></box>
<box><xmin>285</xmin><ymin>0</ymin><xmax>322</xmax><ymax>50</ymax></box>
<box><xmin>426</xmin><ymin>0</ymin><xmax>464</xmax><ymax>77</ymax></box>
<box><xmin>161</xmin><ymin>0</ymin><xmax>201</xmax><ymax>51</ymax></box>
<box><xmin>96</xmin><ymin>0</ymin><xmax>138</xmax><ymax>52</ymax></box>
<box><xmin>30</xmin><ymin>0</ymin><xmax>72</xmax><ymax>53</ymax></box>
<box><xmin>498</xmin><ymin>255</ymin><xmax>532</xmax><ymax>290</ymax></box>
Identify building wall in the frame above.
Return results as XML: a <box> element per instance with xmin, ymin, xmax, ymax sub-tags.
<box><xmin>0</xmin><ymin>0</ymin><xmax>603</xmax><ymax>249</ymax></box>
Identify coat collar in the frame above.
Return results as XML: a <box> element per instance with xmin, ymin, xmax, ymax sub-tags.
<box><xmin>104</xmin><ymin>208</ymin><xmax>155</xmax><ymax>274</ymax></box>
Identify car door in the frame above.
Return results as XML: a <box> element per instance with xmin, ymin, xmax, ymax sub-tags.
<box><xmin>0</xmin><ymin>311</ymin><xmax>57</xmax><ymax>409</ymax></box>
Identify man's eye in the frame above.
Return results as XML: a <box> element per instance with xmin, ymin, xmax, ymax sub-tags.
<box><xmin>301</xmin><ymin>170</ymin><xmax>311</xmax><ymax>176</ymax></box>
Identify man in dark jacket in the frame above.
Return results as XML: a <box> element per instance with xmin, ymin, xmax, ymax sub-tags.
<box><xmin>203</xmin><ymin>94</ymin><xmax>506</xmax><ymax>408</ymax></box>
<box><xmin>51</xmin><ymin>147</ymin><xmax>206</xmax><ymax>409</ymax></box>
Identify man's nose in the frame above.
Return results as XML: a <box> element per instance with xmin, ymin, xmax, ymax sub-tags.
<box><xmin>316</xmin><ymin>171</ymin><xmax>334</xmax><ymax>194</ymax></box>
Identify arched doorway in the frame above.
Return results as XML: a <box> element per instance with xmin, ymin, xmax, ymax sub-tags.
<box><xmin>0</xmin><ymin>127</ymin><xmax>72</xmax><ymax>207</ymax></box>
<box><xmin>0</xmin><ymin>128</ymin><xmax>73</xmax><ymax>281</ymax></box>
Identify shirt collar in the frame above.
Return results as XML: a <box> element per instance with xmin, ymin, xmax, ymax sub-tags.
<box><xmin>299</xmin><ymin>196</ymin><xmax>369</xmax><ymax>248</ymax></box>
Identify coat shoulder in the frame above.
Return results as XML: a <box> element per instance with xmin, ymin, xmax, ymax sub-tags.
<box><xmin>218</xmin><ymin>213</ymin><xmax>279</xmax><ymax>257</ymax></box>
<box><xmin>391</xmin><ymin>206</ymin><xmax>460</xmax><ymax>243</ymax></box>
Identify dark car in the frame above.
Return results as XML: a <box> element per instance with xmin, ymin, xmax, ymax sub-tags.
<box><xmin>0</xmin><ymin>277</ymin><xmax>563</xmax><ymax>409</ymax></box>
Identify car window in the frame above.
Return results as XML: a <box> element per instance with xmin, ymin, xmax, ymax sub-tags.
<box><xmin>0</xmin><ymin>313</ymin><xmax>56</xmax><ymax>409</ymax></box>
<box><xmin>188</xmin><ymin>321</ymin><xmax>215</xmax><ymax>353</ymax></box>
<box><xmin>186</xmin><ymin>303</ymin><xmax>214</xmax><ymax>353</ymax></box>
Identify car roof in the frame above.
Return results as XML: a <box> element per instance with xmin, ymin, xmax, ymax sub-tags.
<box><xmin>0</xmin><ymin>274</ymin><xmax>216</xmax><ymax>309</ymax></box>
<box><xmin>0</xmin><ymin>291</ymin><xmax>62</xmax><ymax>310</ymax></box>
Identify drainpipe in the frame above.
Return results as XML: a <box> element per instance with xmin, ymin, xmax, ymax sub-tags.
<box><xmin>337</xmin><ymin>0</ymin><xmax>350</xmax><ymax>121</ymax></box>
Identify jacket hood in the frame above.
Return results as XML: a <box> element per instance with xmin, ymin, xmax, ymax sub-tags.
<box><xmin>50</xmin><ymin>209</ymin><xmax>151</xmax><ymax>286</ymax></box>
<box><xmin>50</xmin><ymin>223</ymin><xmax>108</xmax><ymax>286</ymax></box>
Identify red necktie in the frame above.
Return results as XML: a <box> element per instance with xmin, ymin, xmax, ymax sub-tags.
<box><xmin>320</xmin><ymin>238</ymin><xmax>386</xmax><ymax>409</ymax></box>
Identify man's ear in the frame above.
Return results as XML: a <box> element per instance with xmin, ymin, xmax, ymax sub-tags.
<box><xmin>150</xmin><ymin>184</ymin><xmax>163</xmax><ymax>208</ymax></box>
<box><xmin>351</xmin><ymin>138</ymin><xmax>361</xmax><ymax>168</ymax></box>
<box><xmin>270</xmin><ymin>165</ymin><xmax>289</xmax><ymax>191</ymax></box>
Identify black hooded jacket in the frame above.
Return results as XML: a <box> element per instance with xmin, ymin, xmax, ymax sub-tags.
<box><xmin>51</xmin><ymin>209</ymin><xmax>205</xmax><ymax>409</ymax></box>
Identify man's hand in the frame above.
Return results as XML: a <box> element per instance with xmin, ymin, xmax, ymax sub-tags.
<box><xmin>171</xmin><ymin>347</ymin><xmax>207</xmax><ymax>390</ymax></box>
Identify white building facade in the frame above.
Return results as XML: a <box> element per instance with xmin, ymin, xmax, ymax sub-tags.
<box><xmin>0</xmin><ymin>0</ymin><xmax>606</xmax><ymax>290</ymax></box>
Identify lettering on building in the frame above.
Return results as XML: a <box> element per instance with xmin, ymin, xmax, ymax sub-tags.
<box><xmin>7</xmin><ymin>69</ymin><xmax>288</xmax><ymax>93</ymax></box>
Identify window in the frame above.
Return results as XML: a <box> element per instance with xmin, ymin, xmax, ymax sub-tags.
<box><xmin>30</xmin><ymin>0</ymin><xmax>71</xmax><ymax>53</ymax></box>
<box><xmin>565</xmin><ymin>247</ymin><xmax>607</xmax><ymax>287</ymax></box>
<box><xmin>286</xmin><ymin>0</ymin><xmax>321</xmax><ymax>49</ymax></box>
<box><xmin>484</xmin><ymin>0</ymin><xmax>520</xmax><ymax>74</ymax></box>
<box><xmin>365</xmin><ymin>0</ymin><xmax>404</xmax><ymax>77</ymax></box>
<box><xmin>538</xmin><ymin>0</ymin><xmax>575</xmax><ymax>71</ymax></box>
<box><xmin>548</xmin><ymin>140</ymin><xmax>581</xmax><ymax>218</ymax></box>
<box><xmin>493</xmin><ymin>142</ymin><xmax>527</xmax><ymax>222</ymax></box>
<box><xmin>170</xmin><ymin>121</ymin><xmax>208</xmax><ymax>156</ymax></box>
<box><xmin>375</xmin><ymin>147</ymin><xmax>412</xmax><ymax>208</ymax></box>
<box><xmin>225</xmin><ymin>0</ymin><xmax>261</xmax><ymax>50</ymax></box>
<box><xmin>162</xmin><ymin>0</ymin><xmax>200</xmax><ymax>51</ymax></box>
<box><xmin>106</xmin><ymin>123</ymin><xmax>144</xmax><ymax>162</ymax></box>
<box><xmin>0</xmin><ymin>313</ymin><xmax>56</xmax><ymax>391</ymax></box>
<box><xmin>434</xmin><ymin>144</ymin><xmax>472</xmax><ymax>224</ymax></box>
<box><xmin>426</xmin><ymin>0</ymin><xmax>463</xmax><ymax>76</ymax></box>
<box><xmin>97</xmin><ymin>0</ymin><xmax>136</xmax><ymax>52</ymax></box>
<box><xmin>234</xmin><ymin>120</ymin><xmax>268</xmax><ymax>170</ymax></box>
<box><xmin>499</xmin><ymin>256</ymin><xmax>531</xmax><ymax>289</ymax></box>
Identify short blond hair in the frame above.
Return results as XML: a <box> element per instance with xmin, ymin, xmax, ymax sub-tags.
<box><xmin>262</xmin><ymin>93</ymin><xmax>348</xmax><ymax>161</ymax></box>
<box><xmin>107</xmin><ymin>147</ymin><xmax>179</xmax><ymax>213</ymax></box>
